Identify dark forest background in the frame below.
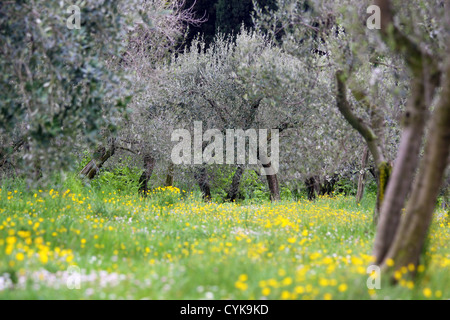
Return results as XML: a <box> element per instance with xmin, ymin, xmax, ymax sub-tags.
<box><xmin>181</xmin><ymin>0</ymin><xmax>278</xmax><ymax>47</ymax></box>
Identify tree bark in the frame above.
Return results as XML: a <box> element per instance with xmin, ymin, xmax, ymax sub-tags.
<box><xmin>263</xmin><ymin>162</ymin><xmax>280</xmax><ymax>201</ymax></box>
<box><xmin>336</xmin><ymin>71</ymin><xmax>387</xmax><ymax>167</ymax></box>
<box><xmin>441</xmin><ymin>175</ymin><xmax>450</xmax><ymax>211</ymax></box>
<box><xmin>336</xmin><ymin>71</ymin><xmax>390</xmax><ymax>223</ymax></box>
<box><xmin>165</xmin><ymin>163</ymin><xmax>175</xmax><ymax>187</ymax></box>
<box><xmin>381</xmin><ymin>58</ymin><xmax>450</xmax><ymax>273</ymax></box>
<box><xmin>258</xmin><ymin>146</ymin><xmax>280</xmax><ymax>202</ymax></box>
<box><xmin>80</xmin><ymin>140</ymin><xmax>116</xmax><ymax>180</ymax></box>
<box><xmin>373</xmin><ymin>0</ymin><xmax>441</xmax><ymax>265</ymax></box>
<box><xmin>374</xmin><ymin>76</ymin><xmax>431</xmax><ymax>263</ymax></box>
<box><xmin>139</xmin><ymin>154</ymin><xmax>156</xmax><ymax>196</ymax></box>
<box><xmin>320</xmin><ymin>175</ymin><xmax>337</xmax><ymax>196</ymax></box>
<box><xmin>0</xmin><ymin>137</ymin><xmax>26</xmax><ymax>170</ymax></box>
<box><xmin>195</xmin><ymin>167</ymin><xmax>212</xmax><ymax>202</ymax></box>
<box><xmin>305</xmin><ymin>177</ymin><xmax>317</xmax><ymax>201</ymax></box>
<box><xmin>373</xmin><ymin>162</ymin><xmax>392</xmax><ymax>225</ymax></box>
<box><xmin>356</xmin><ymin>147</ymin><xmax>369</xmax><ymax>203</ymax></box>
<box><xmin>225</xmin><ymin>166</ymin><xmax>244</xmax><ymax>202</ymax></box>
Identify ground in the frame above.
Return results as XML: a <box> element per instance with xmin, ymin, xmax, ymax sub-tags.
<box><xmin>0</xmin><ymin>186</ymin><xmax>449</xmax><ymax>299</ymax></box>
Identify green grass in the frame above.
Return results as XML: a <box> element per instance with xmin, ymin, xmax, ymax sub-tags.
<box><xmin>0</xmin><ymin>182</ymin><xmax>449</xmax><ymax>300</ymax></box>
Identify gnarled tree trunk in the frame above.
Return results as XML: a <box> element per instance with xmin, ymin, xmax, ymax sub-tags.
<box><xmin>373</xmin><ymin>0</ymin><xmax>441</xmax><ymax>266</ymax></box>
<box><xmin>263</xmin><ymin>162</ymin><xmax>280</xmax><ymax>202</ymax></box>
<box><xmin>374</xmin><ymin>76</ymin><xmax>430</xmax><ymax>263</ymax></box>
<box><xmin>225</xmin><ymin>166</ymin><xmax>244</xmax><ymax>202</ymax></box>
<box><xmin>441</xmin><ymin>176</ymin><xmax>450</xmax><ymax>212</ymax></box>
<box><xmin>381</xmin><ymin>58</ymin><xmax>450</xmax><ymax>273</ymax></box>
<box><xmin>305</xmin><ymin>177</ymin><xmax>317</xmax><ymax>201</ymax></box>
<box><xmin>0</xmin><ymin>137</ymin><xmax>25</xmax><ymax>170</ymax></box>
<box><xmin>165</xmin><ymin>163</ymin><xmax>175</xmax><ymax>187</ymax></box>
<box><xmin>139</xmin><ymin>154</ymin><xmax>156</xmax><ymax>196</ymax></box>
<box><xmin>336</xmin><ymin>71</ymin><xmax>390</xmax><ymax>223</ymax></box>
<box><xmin>374</xmin><ymin>162</ymin><xmax>392</xmax><ymax>225</ymax></box>
<box><xmin>320</xmin><ymin>175</ymin><xmax>337</xmax><ymax>196</ymax></box>
<box><xmin>80</xmin><ymin>140</ymin><xmax>116</xmax><ymax>180</ymax></box>
<box><xmin>195</xmin><ymin>167</ymin><xmax>212</xmax><ymax>202</ymax></box>
<box><xmin>356</xmin><ymin>147</ymin><xmax>369</xmax><ymax>203</ymax></box>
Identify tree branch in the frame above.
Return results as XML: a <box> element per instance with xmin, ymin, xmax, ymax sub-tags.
<box><xmin>336</xmin><ymin>71</ymin><xmax>377</xmax><ymax>142</ymax></box>
<box><xmin>336</xmin><ymin>70</ymin><xmax>385</xmax><ymax>165</ymax></box>
<box><xmin>0</xmin><ymin>136</ymin><xmax>27</xmax><ymax>168</ymax></box>
<box><xmin>375</xmin><ymin>0</ymin><xmax>441</xmax><ymax>84</ymax></box>
<box><xmin>116</xmin><ymin>146</ymin><xmax>138</xmax><ymax>155</ymax></box>
<box><xmin>204</xmin><ymin>98</ymin><xmax>228</xmax><ymax>125</ymax></box>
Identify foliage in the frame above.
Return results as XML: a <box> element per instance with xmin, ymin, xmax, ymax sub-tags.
<box><xmin>335</xmin><ymin>178</ymin><xmax>356</xmax><ymax>196</ymax></box>
<box><xmin>92</xmin><ymin>165</ymin><xmax>143</xmax><ymax>195</ymax></box>
<box><xmin>0</xmin><ymin>0</ymin><xmax>199</xmax><ymax>184</ymax></box>
<box><xmin>238</xmin><ymin>170</ymin><xmax>269</xmax><ymax>202</ymax></box>
<box><xmin>0</xmin><ymin>0</ymin><xmax>138</xmax><ymax>177</ymax></box>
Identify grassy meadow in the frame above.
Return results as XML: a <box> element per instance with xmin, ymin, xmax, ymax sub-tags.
<box><xmin>0</xmin><ymin>179</ymin><xmax>449</xmax><ymax>300</ymax></box>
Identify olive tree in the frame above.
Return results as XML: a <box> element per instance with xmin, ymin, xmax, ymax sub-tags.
<box><xmin>257</xmin><ymin>0</ymin><xmax>450</xmax><ymax>277</ymax></box>
<box><xmin>0</xmin><ymin>0</ymin><xmax>142</xmax><ymax>183</ymax></box>
<box><xmin>148</xmin><ymin>29</ymin><xmax>328</xmax><ymax>201</ymax></box>
<box><xmin>372</xmin><ymin>0</ymin><xmax>449</xmax><ymax>274</ymax></box>
<box><xmin>254</xmin><ymin>0</ymin><xmax>406</xmax><ymax>217</ymax></box>
<box><xmin>78</xmin><ymin>0</ymin><xmax>202</xmax><ymax>190</ymax></box>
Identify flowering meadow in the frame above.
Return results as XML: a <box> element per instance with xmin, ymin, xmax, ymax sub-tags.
<box><xmin>0</xmin><ymin>184</ymin><xmax>449</xmax><ymax>300</ymax></box>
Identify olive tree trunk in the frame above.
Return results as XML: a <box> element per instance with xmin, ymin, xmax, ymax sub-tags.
<box><xmin>80</xmin><ymin>140</ymin><xmax>116</xmax><ymax>180</ymax></box>
<box><xmin>225</xmin><ymin>166</ymin><xmax>244</xmax><ymax>202</ymax></box>
<box><xmin>373</xmin><ymin>0</ymin><xmax>442</xmax><ymax>266</ymax></box>
<box><xmin>305</xmin><ymin>177</ymin><xmax>317</xmax><ymax>201</ymax></box>
<box><xmin>139</xmin><ymin>154</ymin><xmax>156</xmax><ymax>196</ymax></box>
<box><xmin>262</xmin><ymin>162</ymin><xmax>280</xmax><ymax>202</ymax></box>
<box><xmin>336</xmin><ymin>71</ymin><xmax>391</xmax><ymax>223</ymax></box>
<box><xmin>165</xmin><ymin>163</ymin><xmax>175</xmax><ymax>187</ymax></box>
<box><xmin>356</xmin><ymin>147</ymin><xmax>369</xmax><ymax>203</ymax></box>
<box><xmin>380</xmin><ymin>56</ymin><xmax>450</xmax><ymax>272</ymax></box>
<box><xmin>195</xmin><ymin>167</ymin><xmax>212</xmax><ymax>202</ymax></box>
